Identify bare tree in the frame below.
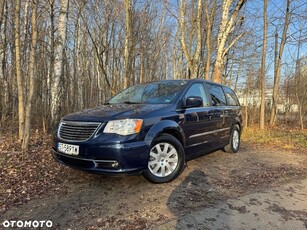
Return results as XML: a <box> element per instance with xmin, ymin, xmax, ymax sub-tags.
<box><xmin>15</xmin><ymin>0</ymin><xmax>25</xmax><ymax>140</ymax></box>
<box><xmin>294</xmin><ymin>30</ymin><xmax>306</xmax><ymax>130</ymax></box>
<box><xmin>179</xmin><ymin>0</ymin><xmax>202</xmax><ymax>79</ymax></box>
<box><xmin>123</xmin><ymin>0</ymin><xmax>133</xmax><ymax>88</ymax></box>
<box><xmin>269</xmin><ymin>0</ymin><xmax>291</xmax><ymax>127</ymax></box>
<box><xmin>212</xmin><ymin>0</ymin><xmax>246</xmax><ymax>83</ymax></box>
<box><xmin>0</xmin><ymin>0</ymin><xmax>5</xmax><ymax>30</ymax></box>
<box><xmin>51</xmin><ymin>0</ymin><xmax>69</xmax><ymax>129</ymax></box>
<box><xmin>0</xmin><ymin>0</ymin><xmax>8</xmax><ymax>124</ymax></box>
<box><xmin>204</xmin><ymin>0</ymin><xmax>216</xmax><ymax>80</ymax></box>
<box><xmin>259</xmin><ymin>0</ymin><xmax>268</xmax><ymax>130</ymax></box>
<box><xmin>22</xmin><ymin>0</ymin><xmax>38</xmax><ymax>150</ymax></box>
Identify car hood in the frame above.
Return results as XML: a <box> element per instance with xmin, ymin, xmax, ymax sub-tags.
<box><xmin>62</xmin><ymin>104</ymin><xmax>169</xmax><ymax>122</ymax></box>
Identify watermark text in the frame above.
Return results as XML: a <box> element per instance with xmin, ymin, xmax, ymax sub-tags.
<box><xmin>2</xmin><ymin>220</ymin><xmax>53</xmax><ymax>228</ymax></box>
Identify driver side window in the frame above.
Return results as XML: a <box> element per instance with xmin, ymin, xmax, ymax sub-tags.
<box><xmin>184</xmin><ymin>83</ymin><xmax>209</xmax><ymax>107</ymax></box>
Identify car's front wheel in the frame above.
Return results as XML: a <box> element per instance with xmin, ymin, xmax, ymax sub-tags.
<box><xmin>143</xmin><ymin>134</ymin><xmax>185</xmax><ymax>183</ymax></box>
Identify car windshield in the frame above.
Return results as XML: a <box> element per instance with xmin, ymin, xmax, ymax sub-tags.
<box><xmin>108</xmin><ymin>81</ymin><xmax>187</xmax><ymax>104</ymax></box>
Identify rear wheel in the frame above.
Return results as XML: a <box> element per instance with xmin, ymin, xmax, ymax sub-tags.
<box><xmin>143</xmin><ymin>134</ymin><xmax>185</xmax><ymax>183</ymax></box>
<box><xmin>224</xmin><ymin>125</ymin><xmax>241</xmax><ymax>153</ymax></box>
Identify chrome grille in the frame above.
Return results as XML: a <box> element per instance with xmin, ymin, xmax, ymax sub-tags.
<box><xmin>58</xmin><ymin>121</ymin><xmax>101</xmax><ymax>142</ymax></box>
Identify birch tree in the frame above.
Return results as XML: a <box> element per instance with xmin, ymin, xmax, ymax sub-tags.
<box><xmin>212</xmin><ymin>0</ymin><xmax>246</xmax><ymax>83</ymax></box>
<box><xmin>51</xmin><ymin>0</ymin><xmax>69</xmax><ymax>128</ymax></box>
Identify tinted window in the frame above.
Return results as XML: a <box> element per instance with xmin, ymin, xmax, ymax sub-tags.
<box><xmin>108</xmin><ymin>81</ymin><xmax>186</xmax><ymax>104</ymax></box>
<box><xmin>184</xmin><ymin>83</ymin><xmax>209</xmax><ymax>107</ymax></box>
<box><xmin>207</xmin><ymin>84</ymin><xmax>227</xmax><ymax>106</ymax></box>
<box><xmin>224</xmin><ymin>87</ymin><xmax>240</xmax><ymax>106</ymax></box>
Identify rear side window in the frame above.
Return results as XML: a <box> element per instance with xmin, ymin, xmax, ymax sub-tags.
<box><xmin>224</xmin><ymin>87</ymin><xmax>240</xmax><ymax>106</ymax></box>
<box><xmin>207</xmin><ymin>84</ymin><xmax>227</xmax><ymax>106</ymax></box>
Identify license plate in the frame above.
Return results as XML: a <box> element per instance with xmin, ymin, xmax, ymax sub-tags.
<box><xmin>58</xmin><ymin>142</ymin><xmax>79</xmax><ymax>156</ymax></box>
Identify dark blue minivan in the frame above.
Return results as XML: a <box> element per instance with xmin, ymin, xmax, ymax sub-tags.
<box><xmin>52</xmin><ymin>79</ymin><xmax>242</xmax><ymax>183</ymax></box>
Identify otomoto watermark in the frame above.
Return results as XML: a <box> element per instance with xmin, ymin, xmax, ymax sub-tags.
<box><xmin>2</xmin><ymin>220</ymin><xmax>53</xmax><ymax>228</ymax></box>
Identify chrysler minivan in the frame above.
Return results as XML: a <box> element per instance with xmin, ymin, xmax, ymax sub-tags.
<box><xmin>52</xmin><ymin>79</ymin><xmax>242</xmax><ymax>183</ymax></box>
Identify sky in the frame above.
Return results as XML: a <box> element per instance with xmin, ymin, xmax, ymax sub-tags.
<box><xmin>246</xmin><ymin>0</ymin><xmax>307</xmax><ymax>82</ymax></box>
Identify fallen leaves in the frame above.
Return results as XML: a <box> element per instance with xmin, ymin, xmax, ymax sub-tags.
<box><xmin>0</xmin><ymin>132</ymin><xmax>71</xmax><ymax>214</ymax></box>
<box><xmin>215</xmin><ymin>163</ymin><xmax>307</xmax><ymax>195</ymax></box>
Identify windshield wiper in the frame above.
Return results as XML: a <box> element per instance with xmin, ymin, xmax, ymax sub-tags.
<box><xmin>123</xmin><ymin>101</ymin><xmax>142</xmax><ymax>104</ymax></box>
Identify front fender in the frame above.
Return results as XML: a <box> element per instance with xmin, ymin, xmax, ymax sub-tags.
<box><xmin>144</xmin><ymin>120</ymin><xmax>185</xmax><ymax>147</ymax></box>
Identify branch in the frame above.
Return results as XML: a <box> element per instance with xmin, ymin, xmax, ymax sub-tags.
<box><xmin>223</xmin><ymin>32</ymin><xmax>245</xmax><ymax>57</ymax></box>
<box><xmin>225</xmin><ymin>0</ymin><xmax>246</xmax><ymax>36</ymax></box>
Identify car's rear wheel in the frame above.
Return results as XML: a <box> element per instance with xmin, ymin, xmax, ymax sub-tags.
<box><xmin>143</xmin><ymin>134</ymin><xmax>185</xmax><ymax>183</ymax></box>
<box><xmin>224</xmin><ymin>124</ymin><xmax>241</xmax><ymax>153</ymax></box>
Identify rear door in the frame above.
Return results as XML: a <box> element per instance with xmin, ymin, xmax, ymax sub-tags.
<box><xmin>205</xmin><ymin>83</ymin><xmax>231</xmax><ymax>145</ymax></box>
<box><xmin>222</xmin><ymin>86</ymin><xmax>241</xmax><ymax>144</ymax></box>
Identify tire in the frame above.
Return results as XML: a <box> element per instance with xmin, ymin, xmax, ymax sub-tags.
<box><xmin>143</xmin><ymin>134</ymin><xmax>185</xmax><ymax>183</ymax></box>
<box><xmin>224</xmin><ymin>124</ymin><xmax>241</xmax><ymax>153</ymax></box>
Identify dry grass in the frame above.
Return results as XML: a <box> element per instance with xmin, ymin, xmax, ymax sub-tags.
<box><xmin>242</xmin><ymin>126</ymin><xmax>307</xmax><ymax>150</ymax></box>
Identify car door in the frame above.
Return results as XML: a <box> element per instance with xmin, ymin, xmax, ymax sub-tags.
<box><xmin>206</xmin><ymin>83</ymin><xmax>231</xmax><ymax>146</ymax></box>
<box><xmin>222</xmin><ymin>86</ymin><xmax>241</xmax><ymax>143</ymax></box>
<box><xmin>179</xmin><ymin>83</ymin><xmax>217</xmax><ymax>157</ymax></box>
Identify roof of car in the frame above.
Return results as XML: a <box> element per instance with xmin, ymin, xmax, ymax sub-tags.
<box><xmin>152</xmin><ymin>79</ymin><xmax>229</xmax><ymax>88</ymax></box>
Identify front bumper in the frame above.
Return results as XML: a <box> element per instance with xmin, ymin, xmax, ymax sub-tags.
<box><xmin>52</xmin><ymin>140</ymin><xmax>150</xmax><ymax>174</ymax></box>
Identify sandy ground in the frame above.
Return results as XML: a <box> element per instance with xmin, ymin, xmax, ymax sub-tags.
<box><xmin>1</xmin><ymin>143</ymin><xmax>307</xmax><ymax>229</ymax></box>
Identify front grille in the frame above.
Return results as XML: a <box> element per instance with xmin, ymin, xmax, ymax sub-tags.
<box><xmin>58</xmin><ymin>121</ymin><xmax>101</xmax><ymax>142</ymax></box>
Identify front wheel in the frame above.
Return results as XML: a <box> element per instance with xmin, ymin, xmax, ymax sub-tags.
<box><xmin>143</xmin><ymin>134</ymin><xmax>185</xmax><ymax>183</ymax></box>
<box><xmin>224</xmin><ymin>125</ymin><xmax>241</xmax><ymax>153</ymax></box>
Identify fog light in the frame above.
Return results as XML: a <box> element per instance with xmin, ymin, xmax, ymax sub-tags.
<box><xmin>111</xmin><ymin>161</ymin><xmax>119</xmax><ymax>168</ymax></box>
<box><xmin>94</xmin><ymin>160</ymin><xmax>120</xmax><ymax>169</ymax></box>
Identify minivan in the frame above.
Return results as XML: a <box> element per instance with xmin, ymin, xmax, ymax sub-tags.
<box><xmin>52</xmin><ymin>79</ymin><xmax>242</xmax><ymax>183</ymax></box>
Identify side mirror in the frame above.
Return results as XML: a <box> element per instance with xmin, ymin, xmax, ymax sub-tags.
<box><xmin>185</xmin><ymin>96</ymin><xmax>203</xmax><ymax>108</ymax></box>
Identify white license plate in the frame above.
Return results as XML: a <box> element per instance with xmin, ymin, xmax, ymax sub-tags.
<box><xmin>58</xmin><ymin>142</ymin><xmax>79</xmax><ymax>156</ymax></box>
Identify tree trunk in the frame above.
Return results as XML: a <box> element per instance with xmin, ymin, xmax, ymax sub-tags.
<box><xmin>123</xmin><ymin>0</ymin><xmax>132</xmax><ymax>88</ymax></box>
<box><xmin>15</xmin><ymin>0</ymin><xmax>25</xmax><ymax>140</ymax></box>
<box><xmin>269</xmin><ymin>0</ymin><xmax>291</xmax><ymax>127</ymax></box>
<box><xmin>260</xmin><ymin>0</ymin><xmax>267</xmax><ymax>130</ymax></box>
<box><xmin>204</xmin><ymin>0</ymin><xmax>216</xmax><ymax>80</ymax></box>
<box><xmin>51</xmin><ymin>0</ymin><xmax>69</xmax><ymax>129</ymax></box>
<box><xmin>22</xmin><ymin>0</ymin><xmax>38</xmax><ymax>150</ymax></box>
<box><xmin>0</xmin><ymin>0</ymin><xmax>5</xmax><ymax>29</ymax></box>
<box><xmin>0</xmin><ymin>0</ymin><xmax>7</xmax><ymax>123</ymax></box>
<box><xmin>212</xmin><ymin>0</ymin><xmax>246</xmax><ymax>83</ymax></box>
<box><xmin>45</xmin><ymin>0</ymin><xmax>55</xmax><ymax>131</ymax></box>
<box><xmin>179</xmin><ymin>0</ymin><xmax>202</xmax><ymax>79</ymax></box>
<box><xmin>294</xmin><ymin>30</ymin><xmax>304</xmax><ymax>130</ymax></box>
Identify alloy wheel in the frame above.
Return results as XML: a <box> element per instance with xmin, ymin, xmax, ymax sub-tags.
<box><xmin>148</xmin><ymin>142</ymin><xmax>178</xmax><ymax>177</ymax></box>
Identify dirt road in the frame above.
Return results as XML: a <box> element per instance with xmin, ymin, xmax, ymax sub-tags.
<box><xmin>1</xmin><ymin>144</ymin><xmax>307</xmax><ymax>229</ymax></box>
<box><xmin>157</xmin><ymin>178</ymin><xmax>307</xmax><ymax>229</ymax></box>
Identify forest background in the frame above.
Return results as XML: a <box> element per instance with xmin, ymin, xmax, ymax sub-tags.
<box><xmin>0</xmin><ymin>0</ymin><xmax>306</xmax><ymax>150</ymax></box>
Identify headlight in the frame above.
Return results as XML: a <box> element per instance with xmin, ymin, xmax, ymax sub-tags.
<box><xmin>104</xmin><ymin>119</ymin><xmax>143</xmax><ymax>136</ymax></box>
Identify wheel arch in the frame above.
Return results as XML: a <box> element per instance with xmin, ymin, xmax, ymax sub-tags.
<box><xmin>144</xmin><ymin>120</ymin><xmax>185</xmax><ymax>148</ymax></box>
<box><xmin>233</xmin><ymin>117</ymin><xmax>242</xmax><ymax>133</ymax></box>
